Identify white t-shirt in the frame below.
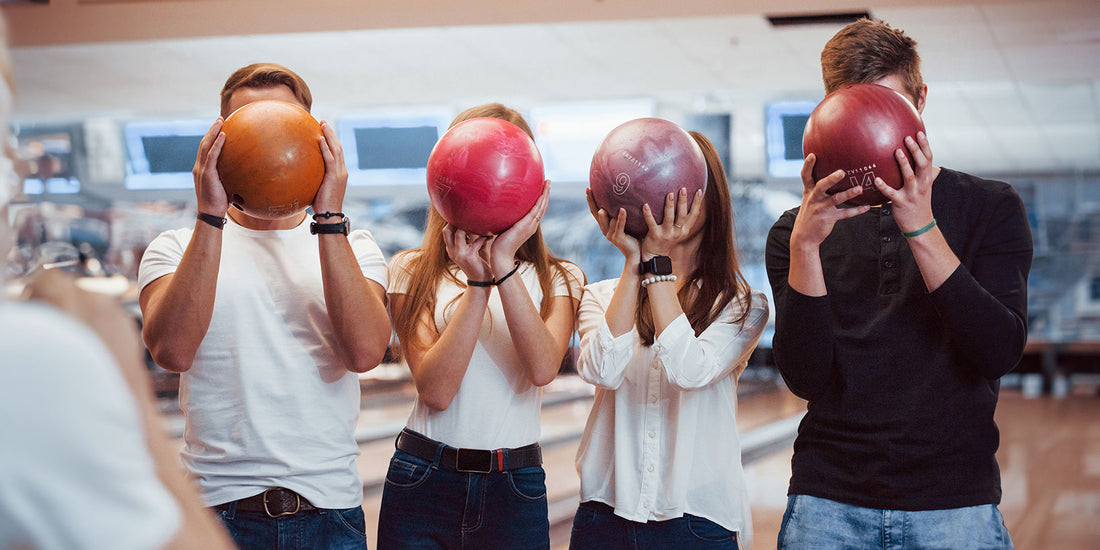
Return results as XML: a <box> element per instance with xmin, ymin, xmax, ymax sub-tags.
<box><xmin>575</xmin><ymin>279</ymin><xmax>769</xmax><ymax>533</ymax></box>
<box><xmin>0</xmin><ymin>301</ymin><xmax>180</xmax><ymax>550</ymax></box>
<box><xmin>389</xmin><ymin>253</ymin><xmax>583</xmax><ymax>450</ymax></box>
<box><xmin>138</xmin><ymin>219</ymin><xmax>388</xmax><ymax>508</ymax></box>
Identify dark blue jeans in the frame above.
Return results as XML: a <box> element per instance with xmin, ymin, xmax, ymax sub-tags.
<box><xmin>569</xmin><ymin>501</ymin><xmax>738</xmax><ymax>550</ymax></box>
<box><xmin>376</xmin><ymin>448</ymin><xmax>550</xmax><ymax>549</ymax></box>
<box><xmin>217</xmin><ymin>501</ymin><xmax>368</xmax><ymax>550</ymax></box>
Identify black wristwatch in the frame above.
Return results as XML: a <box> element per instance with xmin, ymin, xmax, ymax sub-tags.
<box><xmin>640</xmin><ymin>255</ymin><xmax>673</xmax><ymax>276</ymax></box>
<box><xmin>310</xmin><ymin>216</ymin><xmax>350</xmax><ymax>236</ymax></box>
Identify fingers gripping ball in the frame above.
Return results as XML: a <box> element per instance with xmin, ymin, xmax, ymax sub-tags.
<box><xmin>426</xmin><ymin>117</ymin><xmax>545</xmax><ymax>235</ymax></box>
<box><xmin>802</xmin><ymin>83</ymin><xmax>926</xmax><ymax>207</ymax></box>
<box><xmin>217</xmin><ymin>100</ymin><xmax>325</xmax><ymax>219</ymax></box>
<box><xmin>589</xmin><ymin>118</ymin><xmax>707</xmax><ymax>238</ymax></box>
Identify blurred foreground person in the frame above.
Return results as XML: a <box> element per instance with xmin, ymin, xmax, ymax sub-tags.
<box><xmin>0</xmin><ymin>15</ymin><xmax>233</xmax><ymax>550</ymax></box>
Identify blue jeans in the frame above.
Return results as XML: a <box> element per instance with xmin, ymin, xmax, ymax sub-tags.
<box><xmin>569</xmin><ymin>501</ymin><xmax>738</xmax><ymax>550</ymax></box>
<box><xmin>217</xmin><ymin>501</ymin><xmax>368</xmax><ymax>550</ymax></box>
<box><xmin>376</xmin><ymin>448</ymin><xmax>550</xmax><ymax>549</ymax></box>
<box><xmin>777</xmin><ymin>494</ymin><xmax>1014</xmax><ymax>550</ymax></box>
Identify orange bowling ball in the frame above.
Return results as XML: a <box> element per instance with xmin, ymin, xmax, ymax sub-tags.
<box><xmin>217</xmin><ymin>100</ymin><xmax>325</xmax><ymax>219</ymax></box>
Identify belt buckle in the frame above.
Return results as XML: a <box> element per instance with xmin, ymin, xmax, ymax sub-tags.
<box><xmin>262</xmin><ymin>488</ymin><xmax>300</xmax><ymax>518</ymax></box>
<box><xmin>455</xmin><ymin>448</ymin><xmax>494</xmax><ymax>473</ymax></box>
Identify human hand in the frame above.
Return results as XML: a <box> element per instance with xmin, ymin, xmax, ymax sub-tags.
<box><xmin>789</xmin><ymin>154</ymin><xmax>871</xmax><ymax>250</ymax></box>
<box><xmin>587</xmin><ymin>187</ymin><xmax>640</xmax><ymax>263</ymax></box>
<box><xmin>443</xmin><ymin>224</ymin><xmax>493</xmax><ymax>283</ymax></box>
<box><xmin>311</xmin><ymin>121</ymin><xmax>348</xmax><ymax>217</ymax></box>
<box><xmin>490</xmin><ymin>180</ymin><xmax>549</xmax><ymax>275</ymax></box>
<box><xmin>192</xmin><ymin>118</ymin><xmax>229</xmax><ymax>216</ymax></box>
<box><xmin>640</xmin><ymin>187</ymin><xmax>704</xmax><ymax>259</ymax></box>
<box><xmin>874</xmin><ymin>131</ymin><xmax>936</xmax><ymax>234</ymax></box>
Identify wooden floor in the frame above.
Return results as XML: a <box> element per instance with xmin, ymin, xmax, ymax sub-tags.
<box><xmin>163</xmin><ymin>369</ymin><xmax>1100</xmax><ymax>549</ymax></box>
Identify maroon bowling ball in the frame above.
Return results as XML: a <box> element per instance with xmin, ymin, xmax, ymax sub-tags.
<box><xmin>802</xmin><ymin>83</ymin><xmax>926</xmax><ymax>206</ymax></box>
<box><xmin>426</xmin><ymin>117</ymin><xmax>545</xmax><ymax>235</ymax></box>
<box><xmin>589</xmin><ymin>118</ymin><xmax>707</xmax><ymax>238</ymax></box>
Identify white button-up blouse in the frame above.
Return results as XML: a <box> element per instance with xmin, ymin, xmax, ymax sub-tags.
<box><xmin>574</xmin><ymin>278</ymin><xmax>769</xmax><ymax>533</ymax></box>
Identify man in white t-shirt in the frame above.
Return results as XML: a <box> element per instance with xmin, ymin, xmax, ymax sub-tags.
<box><xmin>0</xmin><ymin>17</ymin><xmax>233</xmax><ymax>548</ymax></box>
<box><xmin>138</xmin><ymin>63</ymin><xmax>390</xmax><ymax>550</ymax></box>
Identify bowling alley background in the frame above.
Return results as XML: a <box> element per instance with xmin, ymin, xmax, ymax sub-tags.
<box><xmin>4</xmin><ymin>1</ymin><xmax>1100</xmax><ymax>548</ymax></box>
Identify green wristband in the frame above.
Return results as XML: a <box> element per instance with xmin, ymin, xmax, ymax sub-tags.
<box><xmin>902</xmin><ymin>219</ymin><xmax>937</xmax><ymax>238</ymax></box>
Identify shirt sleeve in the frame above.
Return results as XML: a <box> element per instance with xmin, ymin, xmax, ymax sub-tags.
<box><xmin>0</xmin><ymin>303</ymin><xmax>180</xmax><ymax>550</ymax></box>
<box><xmin>349</xmin><ymin>229</ymin><xmax>388</xmax><ymax>289</ymax></box>
<box><xmin>654</xmin><ymin>290</ymin><xmax>769</xmax><ymax>390</ymax></box>
<box><xmin>927</xmin><ymin>186</ymin><xmax>1033</xmax><ymax>379</ymax></box>
<box><xmin>550</xmin><ymin>261</ymin><xmax>586</xmax><ymax>300</ymax></box>
<box><xmin>136</xmin><ymin>228</ymin><xmax>190</xmax><ymax>292</ymax></box>
<box><xmin>575</xmin><ymin>279</ymin><xmax>636</xmax><ymax>389</ymax></box>
<box><xmin>764</xmin><ymin>209</ymin><xmax>839</xmax><ymax>399</ymax></box>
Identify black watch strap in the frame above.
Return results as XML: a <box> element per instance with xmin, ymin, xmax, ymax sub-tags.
<box><xmin>310</xmin><ymin>217</ymin><xmax>350</xmax><ymax>235</ymax></box>
<box><xmin>640</xmin><ymin>255</ymin><xmax>673</xmax><ymax>276</ymax></box>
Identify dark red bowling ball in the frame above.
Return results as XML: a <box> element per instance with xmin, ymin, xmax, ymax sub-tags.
<box><xmin>426</xmin><ymin>117</ymin><xmax>544</xmax><ymax>235</ymax></box>
<box><xmin>589</xmin><ymin>118</ymin><xmax>707</xmax><ymax>238</ymax></box>
<box><xmin>217</xmin><ymin>100</ymin><xmax>325</xmax><ymax>219</ymax></box>
<box><xmin>802</xmin><ymin>83</ymin><xmax>926</xmax><ymax>206</ymax></box>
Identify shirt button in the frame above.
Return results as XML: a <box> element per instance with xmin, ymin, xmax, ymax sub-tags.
<box><xmin>650</xmin><ymin>396</ymin><xmax>658</xmax><ymax>404</ymax></box>
<box><xmin>648</xmin><ymin>431</ymin><xmax>656</xmax><ymax>438</ymax></box>
<box><xmin>882</xmin><ymin>235</ymin><xmax>893</xmax><ymax>243</ymax></box>
<box><xmin>884</xmin><ymin>261</ymin><xmax>896</xmax><ymax>268</ymax></box>
<box><xmin>881</xmin><ymin>206</ymin><xmax>892</xmax><ymax>216</ymax></box>
<box><xmin>652</xmin><ymin>363</ymin><xmax>659</xmax><ymax>370</ymax></box>
<box><xmin>647</xmin><ymin>465</ymin><xmax>655</xmax><ymax>473</ymax></box>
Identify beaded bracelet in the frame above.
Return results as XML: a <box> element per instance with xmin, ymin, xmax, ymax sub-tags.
<box><xmin>641</xmin><ymin>274</ymin><xmax>677</xmax><ymax>288</ymax></box>
<box><xmin>312</xmin><ymin>211</ymin><xmax>345</xmax><ymax>220</ymax></box>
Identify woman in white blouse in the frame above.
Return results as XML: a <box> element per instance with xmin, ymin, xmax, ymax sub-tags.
<box><xmin>570</xmin><ymin>131</ymin><xmax>769</xmax><ymax>549</ymax></box>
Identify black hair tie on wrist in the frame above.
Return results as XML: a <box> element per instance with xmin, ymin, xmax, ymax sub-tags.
<box><xmin>466</xmin><ymin>279</ymin><xmax>493</xmax><ymax>287</ymax></box>
<box><xmin>494</xmin><ymin>260</ymin><xmax>521</xmax><ymax>286</ymax></box>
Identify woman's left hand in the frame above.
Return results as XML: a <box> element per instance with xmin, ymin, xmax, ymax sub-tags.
<box><xmin>488</xmin><ymin>180</ymin><xmax>550</xmax><ymax>277</ymax></box>
<box><xmin>640</xmin><ymin>187</ymin><xmax>704</xmax><ymax>259</ymax></box>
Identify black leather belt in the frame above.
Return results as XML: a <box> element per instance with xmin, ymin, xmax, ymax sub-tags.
<box><xmin>395</xmin><ymin>428</ymin><xmax>542</xmax><ymax>473</ymax></box>
<box><xmin>216</xmin><ymin>488</ymin><xmax>316</xmax><ymax>518</ymax></box>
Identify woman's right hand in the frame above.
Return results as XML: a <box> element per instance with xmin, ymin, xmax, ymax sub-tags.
<box><xmin>192</xmin><ymin>118</ymin><xmax>230</xmax><ymax>217</ymax></box>
<box><xmin>586</xmin><ymin>187</ymin><xmax>640</xmax><ymax>263</ymax></box>
<box><xmin>442</xmin><ymin>224</ymin><xmax>493</xmax><ymax>284</ymax></box>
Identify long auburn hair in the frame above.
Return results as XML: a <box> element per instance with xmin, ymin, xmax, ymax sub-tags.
<box><xmin>634</xmin><ymin>131</ymin><xmax>751</xmax><ymax>346</ymax></box>
<box><xmin>391</xmin><ymin>103</ymin><xmax>583</xmax><ymax>358</ymax></box>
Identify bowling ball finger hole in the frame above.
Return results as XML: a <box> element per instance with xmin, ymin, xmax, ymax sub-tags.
<box><xmin>231</xmin><ymin>194</ymin><xmax>245</xmax><ymax>211</ymax></box>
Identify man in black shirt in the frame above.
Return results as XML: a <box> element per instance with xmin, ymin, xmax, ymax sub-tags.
<box><xmin>765</xmin><ymin>18</ymin><xmax>1031</xmax><ymax>549</ymax></box>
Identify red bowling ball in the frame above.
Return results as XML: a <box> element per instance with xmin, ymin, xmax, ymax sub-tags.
<box><xmin>426</xmin><ymin>117</ymin><xmax>545</xmax><ymax>235</ymax></box>
<box><xmin>802</xmin><ymin>83</ymin><xmax>926</xmax><ymax>207</ymax></box>
<box><xmin>217</xmin><ymin>99</ymin><xmax>325</xmax><ymax>219</ymax></box>
<box><xmin>589</xmin><ymin>118</ymin><xmax>707</xmax><ymax>238</ymax></box>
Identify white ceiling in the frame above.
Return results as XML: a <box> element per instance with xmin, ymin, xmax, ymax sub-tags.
<box><xmin>5</xmin><ymin>0</ymin><xmax>1100</xmax><ymax>179</ymax></box>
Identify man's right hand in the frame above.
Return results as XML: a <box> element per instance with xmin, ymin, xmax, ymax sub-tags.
<box><xmin>192</xmin><ymin>118</ymin><xmax>230</xmax><ymax>217</ymax></box>
<box><xmin>789</xmin><ymin>153</ymin><xmax>871</xmax><ymax>251</ymax></box>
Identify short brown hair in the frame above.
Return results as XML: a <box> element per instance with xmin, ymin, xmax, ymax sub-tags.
<box><xmin>821</xmin><ymin>18</ymin><xmax>923</xmax><ymax>106</ymax></box>
<box><xmin>219</xmin><ymin>63</ymin><xmax>313</xmax><ymax>118</ymax></box>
